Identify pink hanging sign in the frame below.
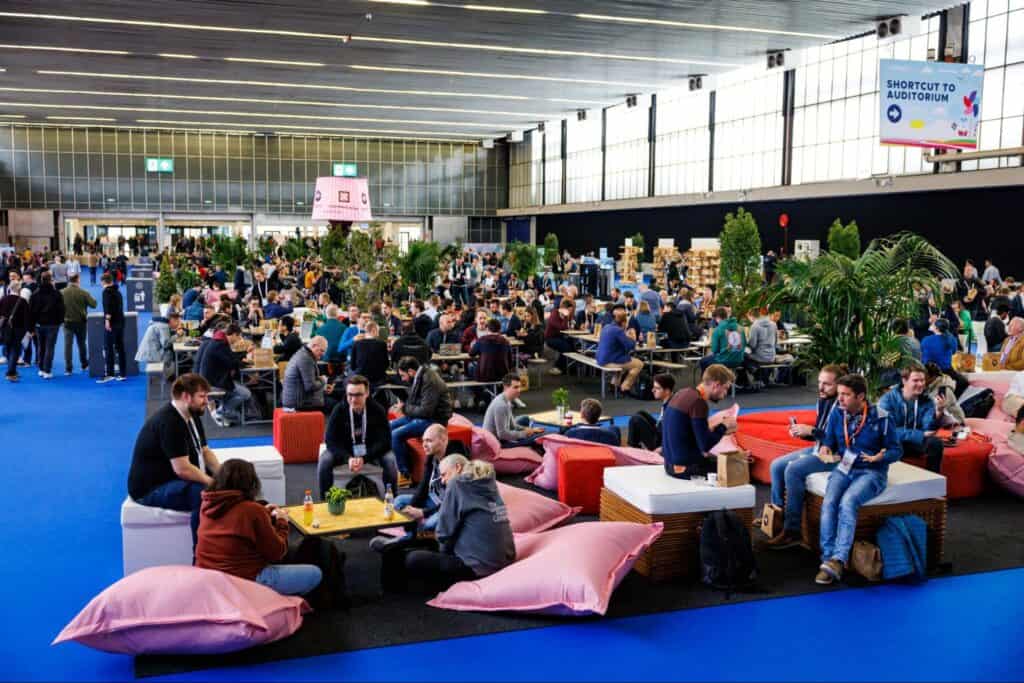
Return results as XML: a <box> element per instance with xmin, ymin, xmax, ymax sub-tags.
<box><xmin>311</xmin><ymin>176</ymin><xmax>373</xmax><ymax>221</ymax></box>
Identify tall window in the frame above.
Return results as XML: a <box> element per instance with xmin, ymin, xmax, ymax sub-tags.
<box><xmin>604</xmin><ymin>100</ymin><xmax>650</xmax><ymax>200</ymax></box>
<box><xmin>565</xmin><ymin>113</ymin><xmax>602</xmax><ymax>202</ymax></box>
<box><xmin>655</xmin><ymin>88</ymin><xmax>710</xmax><ymax>195</ymax></box>
<box><xmin>712</xmin><ymin>65</ymin><xmax>784</xmax><ymax>191</ymax></box>
<box><xmin>543</xmin><ymin>120</ymin><xmax>563</xmax><ymax>205</ymax></box>
<box><xmin>962</xmin><ymin>0</ymin><xmax>1024</xmax><ymax>170</ymax></box>
<box><xmin>792</xmin><ymin>16</ymin><xmax>939</xmax><ymax>185</ymax></box>
<box><xmin>508</xmin><ymin>130</ymin><xmax>542</xmax><ymax>208</ymax></box>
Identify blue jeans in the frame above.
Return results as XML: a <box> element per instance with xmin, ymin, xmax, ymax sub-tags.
<box><xmin>394</xmin><ymin>493</ymin><xmax>440</xmax><ymax>532</ymax></box>
<box><xmin>769</xmin><ymin>446</ymin><xmax>836</xmax><ymax>533</ymax></box>
<box><xmin>137</xmin><ymin>479</ymin><xmax>205</xmax><ymax>549</ymax></box>
<box><xmin>820</xmin><ymin>468</ymin><xmax>888</xmax><ymax>564</ymax></box>
<box><xmin>218</xmin><ymin>382</ymin><xmax>253</xmax><ymax>423</ymax></box>
<box><xmin>390</xmin><ymin>416</ymin><xmax>433</xmax><ymax>475</ymax></box>
<box><xmin>317</xmin><ymin>449</ymin><xmax>399</xmax><ymax>500</ymax></box>
<box><xmin>255</xmin><ymin>564</ymin><xmax>322</xmax><ymax>596</ymax></box>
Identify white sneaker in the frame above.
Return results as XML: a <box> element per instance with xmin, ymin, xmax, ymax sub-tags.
<box><xmin>43</xmin><ymin>372</ymin><xmax>53</xmax><ymax>380</ymax></box>
<box><xmin>64</xmin><ymin>371</ymin><xmax>73</xmax><ymax>376</ymax></box>
<box><xmin>96</xmin><ymin>376</ymin><xmax>116</xmax><ymax>384</ymax></box>
<box><xmin>38</xmin><ymin>370</ymin><xmax>44</xmax><ymax>377</ymax></box>
<box><xmin>115</xmin><ymin>375</ymin><xmax>126</xmax><ymax>382</ymax></box>
<box><xmin>547</xmin><ymin>367</ymin><xmax>562</xmax><ymax>376</ymax></box>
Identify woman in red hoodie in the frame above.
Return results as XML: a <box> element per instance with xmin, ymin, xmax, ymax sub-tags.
<box><xmin>196</xmin><ymin>459</ymin><xmax>322</xmax><ymax>596</ymax></box>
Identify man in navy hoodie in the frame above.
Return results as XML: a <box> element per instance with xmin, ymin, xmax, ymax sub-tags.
<box><xmin>815</xmin><ymin>374</ymin><xmax>902</xmax><ymax>585</ymax></box>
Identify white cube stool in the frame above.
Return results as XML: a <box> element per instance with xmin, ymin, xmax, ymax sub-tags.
<box><xmin>120</xmin><ymin>497</ymin><xmax>193</xmax><ymax>575</ymax></box>
<box><xmin>217</xmin><ymin>445</ymin><xmax>287</xmax><ymax>505</ymax></box>
<box><xmin>322</xmin><ymin>443</ymin><xmax>385</xmax><ymax>498</ymax></box>
<box><xmin>802</xmin><ymin>462</ymin><xmax>947</xmax><ymax>566</ymax></box>
<box><xmin>599</xmin><ymin>465</ymin><xmax>756</xmax><ymax>581</ymax></box>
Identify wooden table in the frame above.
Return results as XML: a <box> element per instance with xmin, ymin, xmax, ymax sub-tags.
<box><xmin>283</xmin><ymin>498</ymin><xmax>415</xmax><ymax>537</ymax></box>
<box><xmin>173</xmin><ymin>341</ymin><xmax>201</xmax><ymax>377</ymax></box>
<box><xmin>528</xmin><ymin>408</ymin><xmax>614</xmax><ymax>432</ymax></box>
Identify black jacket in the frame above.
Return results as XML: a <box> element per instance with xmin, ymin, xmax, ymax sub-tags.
<box><xmin>28</xmin><ymin>283</ymin><xmax>65</xmax><ymax>327</ymax></box>
<box><xmin>426</xmin><ymin>327</ymin><xmax>461</xmax><ymax>352</ymax></box>
<box><xmin>658</xmin><ymin>308</ymin><xmax>693</xmax><ymax>345</ymax></box>
<box><xmin>404</xmin><ymin>365</ymin><xmax>453</xmax><ymax>423</ymax></box>
<box><xmin>413</xmin><ymin>313</ymin><xmax>435</xmax><ymax>340</ymax></box>
<box><xmin>102</xmin><ymin>285</ymin><xmax>125</xmax><ymax>327</ymax></box>
<box><xmin>324</xmin><ymin>397</ymin><xmax>392</xmax><ymax>463</ymax></box>
<box><xmin>351</xmin><ymin>338</ymin><xmax>390</xmax><ymax>384</ymax></box>
<box><xmin>985</xmin><ymin>317</ymin><xmax>1009</xmax><ymax>352</ymax></box>
<box><xmin>391</xmin><ymin>333</ymin><xmax>431</xmax><ymax>366</ymax></box>
<box><xmin>273</xmin><ymin>332</ymin><xmax>303</xmax><ymax>362</ymax></box>
<box><xmin>0</xmin><ymin>293</ymin><xmax>30</xmax><ymax>332</ymax></box>
<box><xmin>199</xmin><ymin>338</ymin><xmax>241</xmax><ymax>392</ymax></box>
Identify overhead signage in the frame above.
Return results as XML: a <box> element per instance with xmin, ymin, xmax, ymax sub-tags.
<box><xmin>879</xmin><ymin>59</ymin><xmax>984</xmax><ymax>151</ymax></box>
<box><xmin>332</xmin><ymin>162</ymin><xmax>358</xmax><ymax>177</ymax></box>
<box><xmin>311</xmin><ymin>176</ymin><xmax>373</xmax><ymax>222</ymax></box>
<box><xmin>145</xmin><ymin>157</ymin><xmax>174</xmax><ymax>173</ymax></box>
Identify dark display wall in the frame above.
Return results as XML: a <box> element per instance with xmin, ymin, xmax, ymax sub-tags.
<box><xmin>536</xmin><ymin>184</ymin><xmax>1024</xmax><ymax>276</ymax></box>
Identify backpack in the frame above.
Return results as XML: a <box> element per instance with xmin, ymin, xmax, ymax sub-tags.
<box><xmin>958</xmin><ymin>386</ymin><xmax>995</xmax><ymax>419</ymax></box>
<box><xmin>628</xmin><ymin>370</ymin><xmax>655</xmax><ymax>401</ymax></box>
<box><xmin>345</xmin><ymin>474</ymin><xmax>381</xmax><ymax>499</ymax></box>
<box><xmin>700</xmin><ymin>509</ymin><xmax>758</xmax><ymax>595</ymax></box>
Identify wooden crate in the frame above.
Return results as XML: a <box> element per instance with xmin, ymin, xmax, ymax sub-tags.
<box><xmin>600</xmin><ymin>488</ymin><xmax>754</xmax><ymax>582</ymax></box>
<box><xmin>801</xmin><ymin>493</ymin><xmax>947</xmax><ymax>568</ymax></box>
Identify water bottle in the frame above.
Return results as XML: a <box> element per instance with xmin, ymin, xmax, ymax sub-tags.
<box><xmin>384</xmin><ymin>485</ymin><xmax>395</xmax><ymax>519</ymax></box>
<box><xmin>302</xmin><ymin>489</ymin><xmax>314</xmax><ymax>526</ymax></box>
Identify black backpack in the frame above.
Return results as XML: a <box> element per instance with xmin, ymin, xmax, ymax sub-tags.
<box><xmin>627</xmin><ymin>370</ymin><xmax>655</xmax><ymax>401</ymax></box>
<box><xmin>345</xmin><ymin>474</ymin><xmax>381</xmax><ymax>499</ymax></box>
<box><xmin>959</xmin><ymin>387</ymin><xmax>995</xmax><ymax>419</ymax></box>
<box><xmin>700</xmin><ymin>509</ymin><xmax>758</xmax><ymax>595</ymax></box>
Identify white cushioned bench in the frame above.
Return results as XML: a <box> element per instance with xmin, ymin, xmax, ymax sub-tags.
<box><xmin>599</xmin><ymin>465</ymin><xmax>756</xmax><ymax>581</ymax></box>
<box><xmin>804</xmin><ymin>461</ymin><xmax>946</xmax><ymax>505</ymax></box>
<box><xmin>121</xmin><ymin>445</ymin><xmax>286</xmax><ymax>575</ymax></box>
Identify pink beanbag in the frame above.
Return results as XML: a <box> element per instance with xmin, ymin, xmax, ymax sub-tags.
<box><xmin>969</xmin><ymin>417</ymin><xmax>1024</xmax><ymax>497</ymax></box>
<box><xmin>970</xmin><ymin>379</ymin><xmax>1013</xmax><ymax>422</ymax></box>
<box><xmin>526</xmin><ymin>434</ymin><xmax>662</xmax><ymax>491</ymax></box>
<box><xmin>496</xmin><ymin>481</ymin><xmax>580</xmax><ymax>533</ymax></box>
<box><xmin>472</xmin><ymin>426</ymin><xmax>544</xmax><ymax>475</ymax></box>
<box><xmin>53</xmin><ymin>566</ymin><xmax>310</xmax><ymax>655</ymax></box>
<box><xmin>449</xmin><ymin>413</ymin><xmax>474</xmax><ymax>429</ymax></box>
<box><xmin>428</xmin><ymin>521</ymin><xmax>663</xmax><ymax>616</ymax></box>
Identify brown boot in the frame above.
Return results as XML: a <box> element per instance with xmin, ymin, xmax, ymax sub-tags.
<box><xmin>815</xmin><ymin>559</ymin><xmax>843</xmax><ymax>585</ymax></box>
<box><xmin>765</xmin><ymin>530</ymin><xmax>802</xmax><ymax>550</ymax></box>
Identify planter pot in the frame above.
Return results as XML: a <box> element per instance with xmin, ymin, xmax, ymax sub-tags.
<box><xmin>327</xmin><ymin>499</ymin><xmax>347</xmax><ymax>516</ymax></box>
<box><xmin>556</xmin><ymin>405</ymin><xmax>567</xmax><ymax>422</ymax></box>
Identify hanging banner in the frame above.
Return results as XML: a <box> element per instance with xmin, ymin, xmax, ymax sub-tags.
<box><xmin>311</xmin><ymin>177</ymin><xmax>373</xmax><ymax>222</ymax></box>
<box><xmin>879</xmin><ymin>59</ymin><xmax>984</xmax><ymax>151</ymax></box>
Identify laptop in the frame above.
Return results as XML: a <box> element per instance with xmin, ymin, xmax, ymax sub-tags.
<box><xmin>439</xmin><ymin>343</ymin><xmax>461</xmax><ymax>356</ymax></box>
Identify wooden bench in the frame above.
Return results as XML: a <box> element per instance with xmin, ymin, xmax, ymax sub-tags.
<box><xmin>144</xmin><ymin>362</ymin><xmax>167</xmax><ymax>399</ymax></box>
<box><xmin>564</xmin><ymin>352</ymin><xmax>623</xmax><ymax>398</ymax></box>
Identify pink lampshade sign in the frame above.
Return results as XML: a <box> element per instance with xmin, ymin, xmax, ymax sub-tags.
<box><xmin>311</xmin><ymin>176</ymin><xmax>373</xmax><ymax>222</ymax></box>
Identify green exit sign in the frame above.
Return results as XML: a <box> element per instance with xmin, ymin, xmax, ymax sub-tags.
<box><xmin>332</xmin><ymin>162</ymin><xmax>358</xmax><ymax>177</ymax></box>
<box><xmin>145</xmin><ymin>158</ymin><xmax>174</xmax><ymax>173</ymax></box>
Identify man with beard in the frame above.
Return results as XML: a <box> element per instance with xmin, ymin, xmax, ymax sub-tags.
<box><xmin>127</xmin><ymin>373</ymin><xmax>223</xmax><ymax>549</ymax></box>
<box><xmin>661</xmin><ymin>364</ymin><xmax>738</xmax><ymax>479</ymax></box>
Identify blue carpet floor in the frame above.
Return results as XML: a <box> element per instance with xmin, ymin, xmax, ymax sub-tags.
<box><xmin>3</xmin><ymin>287</ymin><xmax>1021</xmax><ymax>681</ymax></box>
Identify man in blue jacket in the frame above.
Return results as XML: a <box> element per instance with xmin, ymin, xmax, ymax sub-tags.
<box><xmin>595</xmin><ymin>308</ymin><xmax>643</xmax><ymax>394</ymax></box>
<box><xmin>921</xmin><ymin>318</ymin><xmax>957</xmax><ymax>371</ymax></box>
<box><xmin>878</xmin><ymin>362</ymin><xmax>943</xmax><ymax>473</ymax></box>
<box><xmin>815</xmin><ymin>374</ymin><xmax>902</xmax><ymax>585</ymax></box>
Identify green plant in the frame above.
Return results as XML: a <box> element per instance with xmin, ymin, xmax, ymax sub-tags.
<box><xmin>325</xmin><ymin>486</ymin><xmax>352</xmax><ymax>505</ymax></box>
<box><xmin>398</xmin><ymin>240</ymin><xmax>442</xmax><ymax>297</ymax></box>
<box><xmin>209</xmin><ymin>235</ymin><xmax>250</xmax><ymax>271</ymax></box>
<box><xmin>154</xmin><ymin>253</ymin><xmax>178</xmax><ymax>304</ymax></box>
<box><xmin>630</xmin><ymin>232</ymin><xmax>645</xmax><ymax>260</ymax></box>
<box><xmin>282</xmin><ymin>237</ymin><xmax>308</xmax><ymax>261</ymax></box>
<box><xmin>719</xmin><ymin>207</ymin><xmax>763</xmax><ymax>309</ymax></box>
<box><xmin>257</xmin><ymin>236</ymin><xmax>277</xmax><ymax>258</ymax></box>
<box><xmin>174</xmin><ymin>267</ymin><xmax>201</xmax><ymax>293</ymax></box>
<box><xmin>551</xmin><ymin>387</ymin><xmax>569</xmax><ymax>409</ymax></box>
<box><xmin>827</xmin><ymin>218</ymin><xmax>861</xmax><ymax>259</ymax></box>
<box><xmin>765</xmin><ymin>232</ymin><xmax>957</xmax><ymax>397</ymax></box>
<box><xmin>506</xmin><ymin>240</ymin><xmax>540</xmax><ymax>281</ymax></box>
<box><xmin>543</xmin><ymin>233</ymin><xmax>560</xmax><ymax>267</ymax></box>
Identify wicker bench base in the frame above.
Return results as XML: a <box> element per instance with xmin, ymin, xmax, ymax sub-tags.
<box><xmin>801</xmin><ymin>492</ymin><xmax>947</xmax><ymax>568</ymax></box>
<box><xmin>599</xmin><ymin>488</ymin><xmax>754</xmax><ymax>582</ymax></box>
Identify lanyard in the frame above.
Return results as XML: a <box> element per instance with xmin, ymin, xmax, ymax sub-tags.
<box><xmin>843</xmin><ymin>403</ymin><xmax>869</xmax><ymax>450</ymax></box>
<box><xmin>349</xmin><ymin>405</ymin><xmax>367</xmax><ymax>445</ymax></box>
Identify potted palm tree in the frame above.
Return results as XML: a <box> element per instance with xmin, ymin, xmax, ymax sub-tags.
<box><xmin>325</xmin><ymin>486</ymin><xmax>352</xmax><ymax>516</ymax></box>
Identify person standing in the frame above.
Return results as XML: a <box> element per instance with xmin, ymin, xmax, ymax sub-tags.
<box><xmin>98</xmin><ymin>272</ymin><xmax>127</xmax><ymax>383</ymax></box>
<box><xmin>29</xmin><ymin>271</ymin><xmax>64</xmax><ymax>379</ymax></box>
<box><xmin>62</xmin><ymin>273</ymin><xmax>96</xmax><ymax>375</ymax></box>
<box><xmin>49</xmin><ymin>255</ymin><xmax>69</xmax><ymax>291</ymax></box>
<box><xmin>0</xmin><ymin>281</ymin><xmax>31</xmax><ymax>382</ymax></box>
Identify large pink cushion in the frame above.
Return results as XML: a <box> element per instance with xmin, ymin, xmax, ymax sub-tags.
<box><xmin>496</xmin><ymin>482</ymin><xmax>579</xmax><ymax>533</ymax></box>
<box><xmin>428</xmin><ymin>521</ymin><xmax>663</xmax><ymax>616</ymax></box>
<box><xmin>472</xmin><ymin>426</ymin><xmax>544</xmax><ymax>475</ymax></box>
<box><xmin>449</xmin><ymin>413</ymin><xmax>474</xmax><ymax>429</ymax></box>
<box><xmin>526</xmin><ymin>434</ymin><xmax>662</xmax><ymax>491</ymax></box>
<box><xmin>53</xmin><ymin>566</ymin><xmax>310</xmax><ymax>655</ymax></box>
<box><xmin>970</xmin><ymin>379</ymin><xmax>1013</xmax><ymax>422</ymax></box>
<box><xmin>969</xmin><ymin>418</ymin><xmax>1024</xmax><ymax>497</ymax></box>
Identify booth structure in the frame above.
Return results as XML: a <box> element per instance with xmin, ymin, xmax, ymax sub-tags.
<box><xmin>87</xmin><ymin>311</ymin><xmax>139</xmax><ymax>378</ymax></box>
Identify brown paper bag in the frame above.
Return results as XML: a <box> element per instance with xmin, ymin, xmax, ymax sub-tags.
<box><xmin>252</xmin><ymin>348</ymin><xmax>274</xmax><ymax>368</ymax></box>
<box><xmin>717</xmin><ymin>451</ymin><xmax>750</xmax><ymax>487</ymax></box>
<box><xmin>982</xmin><ymin>352</ymin><xmax>1001</xmax><ymax>372</ymax></box>
<box><xmin>850</xmin><ymin>540</ymin><xmax>883</xmax><ymax>581</ymax></box>
<box><xmin>952</xmin><ymin>352</ymin><xmax>976</xmax><ymax>372</ymax></box>
<box><xmin>759</xmin><ymin>503</ymin><xmax>784</xmax><ymax>538</ymax></box>
<box><xmin>518</xmin><ymin>369</ymin><xmax>530</xmax><ymax>392</ymax></box>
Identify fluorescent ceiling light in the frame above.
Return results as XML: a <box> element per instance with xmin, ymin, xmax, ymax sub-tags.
<box><xmin>574</xmin><ymin>13</ymin><xmax>839</xmax><ymax>40</ymax></box>
<box><xmin>349</xmin><ymin>64</ymin><xmax>658</xmax><ymax>89</ymax></box>
<box><xmin>0</xmin><ymin>87</ymin><xmax>555</xmax><ymax>118</ymax></box>
<box><xmin>158</xmin><ymin>53</ymin><xmax>198</xmax><ymax>59</ymax></box>
<box><xmin>1</xmin><ymin>12</ymin><xmax>741</xmax><ymax>66</ymax></box>
<box><xmin>0</xmin><ymin>113</ymin><xmax>25</xmax><ymax>117</ymax></box>
<box><xmin>46</xmin><ymin>115</ymin><xmax>115</xmax><ymax>120</ymax></box>
<box><xmin>0</xmin><ymin>100</ymin><xmax>510</xmax><ymax>127</ymax></box>
<box><xmin>0</xmin><ymin>43</ymin><xmax>129</xmax><ymax>55</ymax></box>
<box><xmin>135</xmin><ymin>119</ymin><xmax>484</xmax><ymax>137</ymax></box>
<box><xmin>37</xmin><ymin>70</ymin><xmax>532</xmax><ymax>100</ymax></box>
<box><xmin>225</xmin><ymin>57</ymin><xmax>325</xmax><ymax>67</ymax></box>
<box><xmin>369</xmin><ymin>1</ymin><xmax>547</xmax><ymax>14</ymax></box>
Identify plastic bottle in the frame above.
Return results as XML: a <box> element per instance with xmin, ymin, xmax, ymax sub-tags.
<box><xmin>303</xmin><ymin>489</ymin><xmax>314</xmax><ymax>526</ymax></box>
<box><xmin>384</xmin><ymin>485</ymin><xmax>395</xmax><ymax>519</ymax></box>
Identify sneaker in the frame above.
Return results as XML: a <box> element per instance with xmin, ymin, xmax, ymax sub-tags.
<box><xmin>815</xmin><ymin>559</ymin><xmax>843</xmax><ymax>585</ymax></box>
<box><xmin>18</xmin><ymin>360</ymin><xmax>28</xmax><ymax>367</ymax></box>
<box><xmin>64</xmin><ymin>371</ymin><xmax>73</xmax><ymax>376</ymax></box>
<box><xmin>397</xmin><ymin>473</ymin><xmax>413</xmax><ymax>489</ymax></box>
<box><xmin>368</xmin><ymin>535</ymin><xmax>406</xmax><ymax>553</ymax></box>
<box><xmin>115</xmin><ymin>375</ymin><xmax>126</xmax><ymax>382</ymax></box>
<box><xmin>547</xmin><ymin>367</ymin><xmax>562</xmax><ymax>376</ymax></box>
<box><xmin>96</xmin><ymin>376</ymin><xmax>116</xmax><ymax>384</ymax></box>
<box><xmin>5</xmin><ymin>375</ymin><xmax>18</xmax><ymax>383</ymax></box>
<box><xmin>210</xmin><ymin>408</ymin><xmax>228</xmax><ymax>427</ymax></box>
<box><xmin>765</xmin><ymin>530</ymin><xmax>802</xmax><ymax>550</ymax></box>
<box><xmin>81</xmin><ymin>363</ymin><xmax>89</xmax><ymax>371</ymax></box>
<box><xmin>42</xmin><ymin>372</ymin><xmax>53</xmax><ymax>380</ymax></box>
<box><xmin>38</xmin><ymin>370</ymin><xmax>44</xmax><ymax>377</ymax></box>
<box><xmin>0</xmin><ymin>358</ymin><xmax>6</xmax><ymax>364</ymax></box>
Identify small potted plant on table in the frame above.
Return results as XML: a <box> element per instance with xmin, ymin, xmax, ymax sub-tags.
<box><xmin>552</xmin><ymin>387</ymin><xmax>570</xmax><ymax>422</ymax></box>
<box><xmin>325</xmin><ymin>486</ymin><xmax>352</xmax><ymax>516</ymax></box>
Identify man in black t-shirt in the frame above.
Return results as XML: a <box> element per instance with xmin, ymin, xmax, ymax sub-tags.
<box><xmin>128</xmin><ymin>373</ymin><xmax>222</xmax><ymax>547</ymax></box>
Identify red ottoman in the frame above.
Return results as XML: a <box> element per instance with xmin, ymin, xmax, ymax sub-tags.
<box><xmin>557</xmin><ymin>445</ymin><xmax>616</xmax><ymax>514</ymax></box>
<box><xmin>735</xmin><ymin>410</ymin><xmax>815</xmax><ymax>484</ymax></box>
<box><xmin>272</xmin><ymin>408</ymin><xmax>324</xmax><ymax>464</ymax></box>
<box><xmin>903</xmin><ymin>431</ymin><xmax>993</xmax><ymax>500</ymax></box>
<box><xmin>405</xmin><ymin>424</ymin><xmax>476</xmax><ymax>484</ymax></box>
